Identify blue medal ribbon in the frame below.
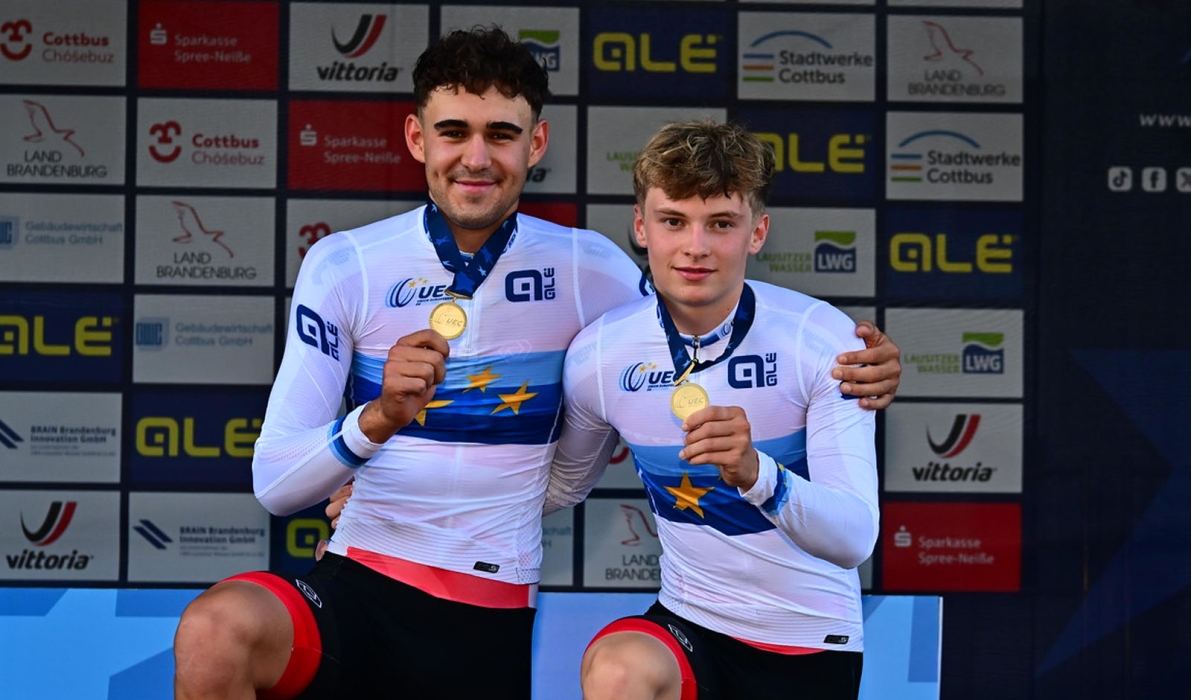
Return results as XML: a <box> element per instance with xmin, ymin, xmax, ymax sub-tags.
<box><xmin>424</xmin><ymin>202</ymin><xmax>517</xmax><ymax>298</ymax></box>
<box><xmin>657</xmin><ymin>283</ymin><xmax>756</xmax><ymax>383</ymax></box>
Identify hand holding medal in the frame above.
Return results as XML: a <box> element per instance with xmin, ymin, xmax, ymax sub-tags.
<box><xmin>357</xmin><ymin>329</ymin><xmax>450</xmax><ymax>443</ymax></box>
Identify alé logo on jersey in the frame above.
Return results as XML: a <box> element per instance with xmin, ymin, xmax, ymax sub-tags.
<box><xmin>728</xmin><ymin>354</ymin><xmax>778</xmax><ymax>388</ymax></box>
<box><xmin>962</xmin><ymin>332</ymin><xmax>1003</xmax><ymax>374</ymax></box>
<box><xmin>296</xmin><ymin>304</ymin><xmax>340</xmax><ymax>360</ymax></box>
<box><xmin>7</xmin><ymin>501</ymin><xmax>92</xmax><ymax>571</ymax></box>
<box><xmin>912</xmin><ymin>413</ymin><xmax>995</xmax><ymax>482</ymax></box>
<box><xmin>317</xmin><ymin>14</ymin><xmax>399</xmax><ymax>83</ymax></box>
<box><xmin>506</xmin><ymin>268</ymin><xmax>556</xmax><ymax>302</ymax></box>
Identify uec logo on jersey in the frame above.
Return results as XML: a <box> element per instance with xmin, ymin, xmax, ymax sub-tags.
<box><xmin>385</xmin><ymin>277</ymin><xmax>449</xmax><ymax>308</ymax></box>
<box><xmin>296</xmin><ymin>304</ymin><xmax>340</xmax><ymax>360</ymax></box>
<box><xmin>505</xmin><ymin>268</ymin><xmax>556</xmax><ymax>302</ymax></box>
<box><xmin>619</xmin><ymin>362</ymin><xmax>675</xmax><ymax>393</ymax></box>
<box><xmin>728</xmin><ymin>354</ymin><xmax>778</xmax><ymax>389</ymax></box>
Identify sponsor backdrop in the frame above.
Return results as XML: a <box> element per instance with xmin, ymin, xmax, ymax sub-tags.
<box><xmin>0</xmin><ymin>1</ymin><xmax>1186</xmax><ymax>698</ymax></box>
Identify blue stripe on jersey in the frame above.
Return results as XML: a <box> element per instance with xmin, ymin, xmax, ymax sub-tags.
<box><xmin>349</xmin><ymin>351</ymin><xmax>566</xmax><ymax>393</ymax></box>
<box><xmin>629</xmin><ymin>431</ymin><xmax>808</xmax><ymax>535</ymax></box>
<box><xmin>329</xmin><ymin>415</ymin><xmax>368</xmax><ymax>468</ymax></box>
<box><xmin>345</xmin><ymin>352</ymin><xmax>565</xmax><ymax>446</ymax></box>
<box><xmin>628</xmin><ymin>432</ymin><xmax>807</xmax><ymax>479</ymax></box>
<box><xmin>760</xmin><ymin>462</ymin><xmax>796</xmax><ymax>516</ymax></box>
<box><xmin>639</xmin><ymin>466</ymin><xmax>775</xmax><ymax>536</ymax></box>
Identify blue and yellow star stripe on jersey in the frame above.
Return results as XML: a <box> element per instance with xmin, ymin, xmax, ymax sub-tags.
<box><xmin>345</xmin><ymin>351</ymin><xmax>564</xmax><ymax>445</ymax></box>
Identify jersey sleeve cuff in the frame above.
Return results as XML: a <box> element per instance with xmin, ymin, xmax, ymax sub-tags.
<box><xmin>330</xmin><ymin>404</ymin><xmax>384</xmax><ymax>469</ymax></box>
<box><xmin>740</xmin><ymin>450</ymin><xmax>779</xmax><ymax>504</ymax></box>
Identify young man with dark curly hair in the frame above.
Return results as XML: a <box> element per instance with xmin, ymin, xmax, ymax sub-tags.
<box><xmin>171</xmin><ymin>28</ymin><xmax>900</xmax><ymax>700</ymax></box>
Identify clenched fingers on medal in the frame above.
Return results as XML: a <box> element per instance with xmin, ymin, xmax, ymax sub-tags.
<box><xmin>677</xmin><ymin>406</ymin><xmax>760</xmax><ymax>489</ymax></box>
<box><xmin>383</xmin><ymin>330</ymin><xmax>450</xmax><ymax>395</ymax></box>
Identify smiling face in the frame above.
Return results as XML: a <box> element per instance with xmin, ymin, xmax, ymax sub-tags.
<box><xmin>405</xmin><ymin>85</ymin><xmax>548</xmax><ymax>249</ymax></box>
<box><xmin>634</xmin><ymin>188</ymin><xmax>768</xmax><ymax>335</ymax></box>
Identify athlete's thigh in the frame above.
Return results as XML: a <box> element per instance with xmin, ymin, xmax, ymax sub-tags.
<box><xmin>295</xmin><ymin>554</ymin><xmax>537</xmax><ymax>699</ymax></box>
<box><xmin>708</xmin><ymin>640</ymin><xmax>863</xmax><ymax>700</ymax></box>
<box><xmin>380</xmin><ymin>585</ymin><xmax>537</xmax><ymax>700</ymax></box>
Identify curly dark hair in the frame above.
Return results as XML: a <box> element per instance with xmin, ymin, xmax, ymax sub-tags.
<box><xmin>412</xmin><ymin>26</ymin><xmax>552</xmax><ymax>119</ymax></box>
<box><xmin>633</xmin><ymin>120</ymin><xmax>775</xmax><ymax>216</ymax></box>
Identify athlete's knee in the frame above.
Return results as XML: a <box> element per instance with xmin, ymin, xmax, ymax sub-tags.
<box><xmin>581</xmin><ymin>632</ymin><xmax>681</xmax><ymax>700</ymax></box>
<box><xmin>174</xmin><ymin>580</ymin><xmax>293</xmax><ymax>693</ymax></box>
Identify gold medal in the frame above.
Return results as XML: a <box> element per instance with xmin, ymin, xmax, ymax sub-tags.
<box><xmin>429</xmin><ymin>300</ymin><xmax>467</xmax><ymax>340</ymax></box>
<box><xmin>671</xmin><ymin>382</ymin><xmax>709</xmax><ymax>421</ymax></box>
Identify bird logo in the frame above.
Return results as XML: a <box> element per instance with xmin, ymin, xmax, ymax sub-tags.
<box><xmin>170</xmin><ymin>201</ymin><xmax>233</xmax><ymax>258</ymax></box>
<box><xmin>620</xmin><ymin>504</ymin><xmax>658</xmax><ymax>546</ymax></box>
<box><xmin>921</xmin><ymin>21</ymin><xmax>984</xmax><ymax>77</ymax></box>
<box><xmin>22</xmin><ymin>100</ymin><xmax>85</xmax><ymax>157</ymax></box>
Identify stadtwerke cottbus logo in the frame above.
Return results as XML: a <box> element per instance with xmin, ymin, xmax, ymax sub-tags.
<box><xmin>1</xmin><ymin>19</ymin><xmax>33</xmax><ymax>61</ymax></box>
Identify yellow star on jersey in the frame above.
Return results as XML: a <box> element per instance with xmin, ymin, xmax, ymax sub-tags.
<box><xmin>464</xmin><ymin>366</ymin><xmax>501</xmax><ymax>393</ymax></box>
<box><xmin>413</xmin><ymin>399</ymin><xmax>454</xmax><ymax>426</ymax></box>
<box><xmin>491</xmin><ymin>381</ymin><xmax>538</xmax><ymax>415</ymax></box>
<box><xmin>665</xmin><ymin>472</ymin><xmax>714</xmax><ymax>519</ymax></box>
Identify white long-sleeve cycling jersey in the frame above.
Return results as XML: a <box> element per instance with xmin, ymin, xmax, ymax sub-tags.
<box><xmin>252</xmin><ymin>205</ymin><xmax>643</xmax><ymax>586</ymax></box>
<box><xmin>551</xmin><ymin>281</ymin><xmax>878</xmax><ymax>650</ymax></box>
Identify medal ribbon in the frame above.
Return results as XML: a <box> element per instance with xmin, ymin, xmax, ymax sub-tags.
<box><xmin>424</xmin><ymin>202</ymin><xmax>517</xmax><ymax>298</ymax></box>
<box><xmin>658</xmin><ymin>283</ymin><xmax>756</xmax><ymax>385</ymax></box>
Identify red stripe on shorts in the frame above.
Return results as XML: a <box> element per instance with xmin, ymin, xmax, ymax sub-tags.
<box><xmin>587</xmin><ymin>617</ymin><xmax>699</xmax><ymax>700</ymax></box>
<box><xmin>225</xmin><ymin>571</ymin><xmax>322</xmax><ymax>700</ymax></box>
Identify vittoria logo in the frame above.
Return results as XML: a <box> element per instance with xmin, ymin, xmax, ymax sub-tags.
<box><xmin>927</xmin><ymin>414</ymin><xmax>980</xmax><ymax>458</ymax></box>
<box><xmin>316</xmin><ymin>14</ymin><xmax>399</xmax><ymax>83</ymax></box>
<box><xmin>6</xmin><ymin>500</ymin><xmax>94</xmax><ymax>571</ymax></box>
<box><xmin>1</xmin><ymin>19</ymin><xmax>32</xmax><ymax>61</ymax></box>
<box><xmin>22</xmin><ymin>500</ymin><xmax>76</xmax><ymax>546</ymax></box>
<box><xmin>333</xmin><ymin>15</ymin><xmax>386</xmax><ymax>57</ymax></box>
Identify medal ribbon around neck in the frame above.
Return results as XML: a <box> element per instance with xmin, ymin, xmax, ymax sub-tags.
<box><xmin>424</xmin><ymin>202</ymin><xmax>517</xmax><ymax>299</ymax></box>
<box><xmin>423</xmin><ymin>203</ymin><xmax>517</xmax><ymax>339</ymax></box>
<box><xmin>658</xmin><ymin>283</ymin><xmax>757</xmax><ymax>387</ymax></box>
